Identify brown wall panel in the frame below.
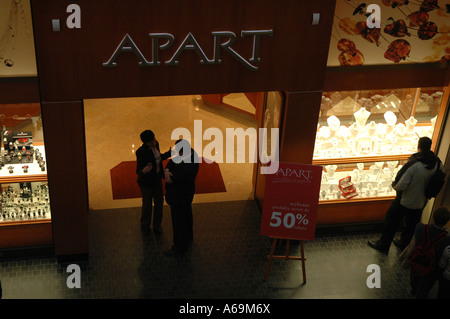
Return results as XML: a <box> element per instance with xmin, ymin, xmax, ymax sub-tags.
<box><xmin>280</xmin><ymin>91</ymin><xmax>322</xmax><ymax>164</ymax></box>
<box><xmin>41</xmin><ymin>101</ymin><xmax>89</xmax><ymax>256</ymax></box>
<box><xmin>324</xmin><ymin>63</ymin><xmax>449</xmax><ymax>92</ymax></box>
<box><xmin>0</xmin><ymin>222</ymin><xmax>53</xmax><ymax>249</ymax></box>
<box><xmin>317</xmin><ymin>200</ymin><xmax>391</xmax><ymax>225</ymax></box>
<box><xmin>31</xmin><ymin>0</ymin><xmax>336</xmax><ymax>102</ymax></box>
<box><xmin>0</xmin><ymin>77</ymin><xmax>40</xmax><ymax>104</ymax></box>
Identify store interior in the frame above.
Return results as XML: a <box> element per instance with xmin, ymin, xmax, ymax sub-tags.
<box><xmin>83</xmin><ymin>93</ymin><xmax>259</xmax><ymax>211</ymax></box>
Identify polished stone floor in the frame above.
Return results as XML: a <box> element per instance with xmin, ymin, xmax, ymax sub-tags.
<box><xmin>1</xmin><ymin>200</ymin><xmax>438</xmax><ymax>300</ymax></box>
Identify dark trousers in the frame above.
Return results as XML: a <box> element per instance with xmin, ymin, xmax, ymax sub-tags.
<box><xmin>411</xmin><ymin>270</ymin><xmax>450</xmax><ymax>299</ymax></box>
<box><xmin>169</xmin><ymin>199</ymin><xmax>193</xmax><ymax>252</ymax></box>
<box><xmin>410</xmin><ymin>269</ymin><xmax>440</xmax><ymax>298</ymax></box>
<box><xmin>438</xmin><ymin>277</ymin><xmax>450</xmax><ymax>299</ymax></box>
<box><xmin>139</xmin><ymin>180</ymin><xmax>163</xmax><ymax>230</ymax></box>
<box><xmin>378</xmin><ymin>196</ymin><xmax>422</xmax><ymax>251</ymax></box>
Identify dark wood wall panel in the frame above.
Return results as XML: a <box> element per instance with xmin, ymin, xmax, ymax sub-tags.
<box><xmin>41</xmin><ymin>101</ymin><xmax>89</xmax><ymax>257</ymax></box>
<box><xmin>280</xmin><ymin>91</ymin><xmax>322</xmax><ymax>164</ymax></box>
<box><xmin>324</xmin><ymin>63</ymin><xmax>449</xmax><ymax>91</ymax></box>
<box><xmin>0</xmin><ymin>77</ymin><xmax>40</xmax><ymax>104</ymax></box>
<box><xmin>0</xmin><ymin>222</ymin><xmax>52</xmax><ymax>249</ymax></box>
<box><xmin>317</xmin><ymin>200</ymin><xmax>391</xmax><ymax>225</ymax></box>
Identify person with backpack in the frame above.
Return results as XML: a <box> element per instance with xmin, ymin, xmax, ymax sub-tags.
<box><xmin>409</xmin><ymin>207</ymin><xmax>450</xmax><ymax>298</ymax></box>
<box><xmin>368</xmin><ymin>137</ymin><xmax>443</xmax><ymax>254</ymax></box>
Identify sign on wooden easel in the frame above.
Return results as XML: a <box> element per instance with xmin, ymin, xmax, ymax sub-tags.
<box><xmin>263</xmin><ymin>238</ymin><xmax>307</xmax><ymax>283</ymax></box>
<box><xmin>260</xmin><ymin>162</ymin><xmax>322</xmax><ymax>282</ymax></box>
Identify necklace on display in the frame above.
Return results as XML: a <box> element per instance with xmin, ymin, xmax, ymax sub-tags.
<box><xmin>353</xmin><ymin>107</ymin><xmax>371</xmax><ymax>127</ymax></box>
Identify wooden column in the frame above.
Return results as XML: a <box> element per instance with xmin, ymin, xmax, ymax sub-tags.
<box><xmin>280</xmin><ymin>91</ymin><xmax>323</xmax><ymax>164</ymax></box>
<box><xmin>41</xmin><ymin>101</ymin><xmax>89</xmax><ymax>260</ymax></box>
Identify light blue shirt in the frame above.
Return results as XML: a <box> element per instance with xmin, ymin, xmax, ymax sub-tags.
<box><xmin>393</xmin><ymin>161</ymin><xmax>438</xmax><ymax>209</ymax></box>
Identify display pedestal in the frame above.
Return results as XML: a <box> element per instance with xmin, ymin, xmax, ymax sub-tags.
<box><xmin>263</xmin><ymin>237</ymin><xmax>306</xmax><ymax>284</ymax></box>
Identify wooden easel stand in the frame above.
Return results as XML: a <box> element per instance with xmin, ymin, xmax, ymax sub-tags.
<box><xmin>263</xmin><ymin>237</ymin><xmax>306</xmax><ymax>283</ymax></box>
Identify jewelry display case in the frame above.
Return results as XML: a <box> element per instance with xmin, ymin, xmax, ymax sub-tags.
<box><xmin>319</xmin><ymin>159</ymin><xmax>406</xmax><ymax>202</ymax></box>
<box><xmin>0</xmin><ymin>103</ymin><xmax>52</xmax><ymax>249</ymax></box>
<box><xmin>1</xmin><ymin>181</ymin><xmax>51</xmax><ymax>222</ymax></box>
<box><xmin>313</xmin><ymin>86</ymin><xmax>447</xmax><ymax>225</ymax></box>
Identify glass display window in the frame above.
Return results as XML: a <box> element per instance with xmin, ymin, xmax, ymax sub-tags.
<box><xmin>314</xmin><ymin>86</ymin><xmax>445</xmax><ymax>162</ymax></box>
<box><xmin>0</xmin><ymin>102</ymin><xmax>50</xmax><ymax>225</ymax></box>
<box><xmin>1</xmin><ymin>181</ymin><xmax>51</xmax><ymax>222</ymax></box>
<box><xmin>314</xmin><ymin>85</ymin><xmax>447</xmax><ymax>205</ymax></box>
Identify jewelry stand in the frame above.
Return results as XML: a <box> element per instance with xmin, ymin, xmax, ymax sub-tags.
<box><xmin>353</xmin><ymin>107</ymin><xmax>371</xmax><ymax>127</ymax></box>
<box><xmin>263</xmin><ymin>237</ymin><xmax>307</xmax><ymax>284</ymax></box>
<box><xmin>405</xmin><ymin>116</ymin><xmax>417</xmax><ymax>133</ymax></box>
<box><xmin>384</xmin><ymin>111</ymin><xmax>397</xmax><ymax>135</ymax></box>
<box><xmin>327</xmin><ymin>115</ymin><xmax>340</xmax><ymax>137</ymax></box>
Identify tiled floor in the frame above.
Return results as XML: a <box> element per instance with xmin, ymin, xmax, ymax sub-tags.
<box><xmin>0</xmin><ymin>200</ymin><xmax>438</xmax><ymax>299</ymax></box>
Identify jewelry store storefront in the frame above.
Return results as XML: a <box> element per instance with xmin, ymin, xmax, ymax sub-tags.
<box><xmin>316</xmin><ymin>0</ymin><xmax>450</xmax><ymax>227</ymax></box>
<box><xmin>0</xmin><ymin>0</ymin><xmax>449</xmax><ymax>260</ymax></box>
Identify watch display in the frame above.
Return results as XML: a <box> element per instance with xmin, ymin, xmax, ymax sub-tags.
<box><xmin>0</xmin><ymin>182</ymin><xmax>51</xmax><ymax>222</ymax></box>
<box><xmin>0</xmin><ymin>129</ymin><xmax>50</xmax><ymax>223</ymax></box>
<box><xmin>1</xmin><ymin>131</ymin><xmax>47</xmax><ymax>176</ymax></box>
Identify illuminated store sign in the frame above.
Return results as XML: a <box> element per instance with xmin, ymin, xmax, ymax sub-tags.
<box><xmin>103</xmin><ymin>30</ymin><xmax>274</xmax><ymax>71</ymax></box>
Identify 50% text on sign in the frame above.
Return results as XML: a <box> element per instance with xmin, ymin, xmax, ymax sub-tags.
<box><xmin>269</xmin><ymin>212</ymin><xmax>309</xmax><ymax>229</ymax></box>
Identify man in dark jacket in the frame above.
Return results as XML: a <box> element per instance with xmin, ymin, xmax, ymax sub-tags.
<box><xmin>136</xmin><ymin>130</ymin><xmax>171</xmax><ymax>234</ymax></box>
<box><xmin>368</xmin><ymin>136</ymin><xmax>441</xmax><ymax>253</ymax></box>
<box><xmin>163</xmin><ymin>139</ymin><xmax>199</xmax><ymax>254</ymax></box>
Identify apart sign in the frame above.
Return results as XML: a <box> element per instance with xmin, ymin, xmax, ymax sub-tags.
<box><xmin>103</xmin><ymin>30</ymin><xmax>274</xmax><ymax>71</ymax></box>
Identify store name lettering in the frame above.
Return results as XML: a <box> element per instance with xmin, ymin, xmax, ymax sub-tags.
<box><xmin>103</xmin><ymin>30</ymin><xmax>273</xmax><ymax>71</ymax></box>
<box><xmin>275</xmin><ymin>168</ymin><xmax>312</xmax><ymax>181</ymax></box>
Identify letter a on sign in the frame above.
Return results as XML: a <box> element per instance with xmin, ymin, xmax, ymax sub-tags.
<box><xmin>66</xmin><ymin>4</ymin><xmax>81</xmax><ymax>29</ymax></box>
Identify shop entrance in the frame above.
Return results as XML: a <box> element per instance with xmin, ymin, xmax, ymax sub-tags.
<box><xmin>83</xmin><ymin>92</ymin><xmax>277</xmax><ymax>211</ymax></box>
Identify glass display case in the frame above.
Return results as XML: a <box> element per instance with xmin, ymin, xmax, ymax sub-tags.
<box><xmin>313</xmin><ymin>86</ymin><xmax>446</xmax><ymax>203</ymax></box>
<box><xmin>318</xmin><ymin>159</ymin><xmax>406</xmax><ymax>202</ymax></box>
<box><xmin>0</xmin><ymin>103</ymin><xmax>52</xmax><ymax>249</ymax></box>
<box><xmin>1</xmin><ymin>181</ymin><xmax>51</xmax><ymax>222</ymax></box>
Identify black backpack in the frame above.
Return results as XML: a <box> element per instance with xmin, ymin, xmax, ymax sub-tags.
<box><xmin>410</xmin><ymin>225</ymin><xmax>447</xmax><ymax>276</ymax></box>
<box><xmin>425</xmin><ymin>158</ymin><xmax>446</xmax><ymax>199</ymax></box>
